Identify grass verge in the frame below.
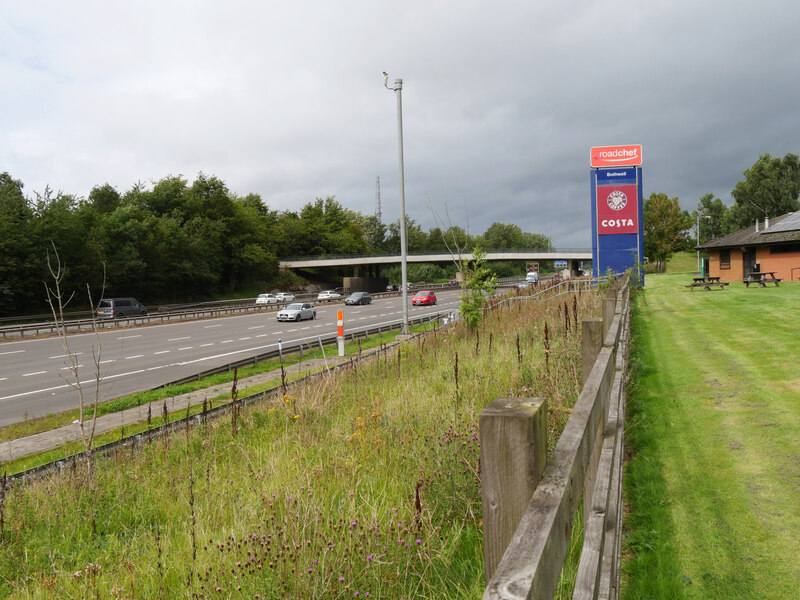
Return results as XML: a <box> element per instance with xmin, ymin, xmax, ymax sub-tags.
<box><xmin>622</xmin><ymin>272</ymin><xmax>800</xmax><ymax>599</ymax></box>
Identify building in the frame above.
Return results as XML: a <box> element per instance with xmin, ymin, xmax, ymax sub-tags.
<box><xmin>697</xmin><ymin>211</ymin><xmax>800</xmax><ymax>282</ymax></box>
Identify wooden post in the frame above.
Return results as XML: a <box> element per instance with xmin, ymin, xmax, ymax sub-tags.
<box><xmin>581</xmin><ymin>319</ymin><xmax>603</xmax><ymax>385</ymax></box>
<box><xmin>581</xmin><ymin>318</ymin><xmax>605</xmax><ymax>527</ymax></box>
<box><xmin>602</xmin><ymin>296</ymin><xmax>616</xmax><ymax>340</ymax></box>
<box><xmin>480</xmin><ymin>397</ymin><xmax>547</xmax><ymax>582</ymax></box>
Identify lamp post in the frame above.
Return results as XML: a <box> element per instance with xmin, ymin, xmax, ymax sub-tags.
<box><xmin>696</xmin><ymin>213</ymin><xmax>712</xmax><ymax>273</ymax></box>
<box><xmin>384</xmin><ymin>72</ymin><xmax>409</xmax><ymax>335</ymax></box>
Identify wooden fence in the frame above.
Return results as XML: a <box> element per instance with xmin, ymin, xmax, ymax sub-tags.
<box><xmin>481</xmin><ymin>276</ymin><xmax>630</xmax><ymax>599</ymax></box>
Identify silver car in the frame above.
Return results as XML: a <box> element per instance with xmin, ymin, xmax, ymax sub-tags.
<box><xmin>275</xmin><ymin>292</ymin><xmax>295</xmax><ymax>303</ymax></box>
<box><xmin>276</xmin><ymin>302</ymin><xmax>316</xmax><ymax>321</ymax></box>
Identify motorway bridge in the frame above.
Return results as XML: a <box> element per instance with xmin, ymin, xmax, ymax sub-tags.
<box><xmin>280</xmin><ymin>249</ymin><xmax>592</xmax><ymax>273</ymax></box>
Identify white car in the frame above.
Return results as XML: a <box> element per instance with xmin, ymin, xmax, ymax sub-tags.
<box><xmin>276</xmin><ymin>302</ymin><xmax>317</xmax><ymax>321</ymax></box>
<box><xmin>275</xmin><ymin>292</ymin><xmax>295</xmax><ymax>303</ymax></box>
<box><xmin>256</xmin><ymin>293</ymin><xmax>279</xmax><ymax>305</ymax></box>
<box><xmin>317</xmin><ymin>290</ymin><xmax>342</xmax><ymax>300</ymax></box>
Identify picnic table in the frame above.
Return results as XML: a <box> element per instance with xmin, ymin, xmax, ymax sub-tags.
<box><xmin>686</xmin><ymin>276</ymin><xmax>729</xmax><ymax>291</ymax></box>
<box><xmin>743</xmin><ymin>271</ymin><xmax>781</xmax><ymax>287</ymax></box>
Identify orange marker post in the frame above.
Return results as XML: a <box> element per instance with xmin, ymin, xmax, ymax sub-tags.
<box><xmin>337</xmin><ymin>310</ymin><xmax>345</xmax><ymax>356</ymax></box>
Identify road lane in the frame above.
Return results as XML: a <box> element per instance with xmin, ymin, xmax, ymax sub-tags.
<box><xmin>0</xmin><ymin>292</ymin><xmax>459</xmax><ymax>426</ymax></box>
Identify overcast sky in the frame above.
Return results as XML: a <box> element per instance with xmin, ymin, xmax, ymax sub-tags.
<box><xmin>2</xmin><ymin>1</ymin><xmax>798</xmax><ymax>247</ymax></box>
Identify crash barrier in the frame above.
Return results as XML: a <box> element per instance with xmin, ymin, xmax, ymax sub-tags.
<box><xmin>0</xmin><ymin>277</ymin><xmax>574</xmax><ymax>340</ymax></box>
<box><xmin>3</xmin><ymin>309</ymin><xmax>452</xmax><ymax>486</ymax></box>
<box><xmin>481</xmin><ymin>275</ymin><xmax>630</xmax><ymax>600</ymax></box>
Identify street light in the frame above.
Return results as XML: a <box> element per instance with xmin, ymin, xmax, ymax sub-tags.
<box><xmin>696</xmin><ymin>213</ymin><xmax>712</xmax><ymax>273</ymax></box>
<box><xmin>384</xmin><ymin>72</ymin><xmax>409</xmax><ymax>336</ymax></box>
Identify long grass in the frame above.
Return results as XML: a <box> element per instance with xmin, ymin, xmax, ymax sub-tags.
<box><xmin>0</xmin><ymin>287</ymin><xmax>601</xmax><ymax>599</ymax></box>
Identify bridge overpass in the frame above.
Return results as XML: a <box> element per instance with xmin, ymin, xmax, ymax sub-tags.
<box><xmin>279</xmin><ymin>249</ymin><xmax>592</xmax><ymax>291</ymax></box>
<box><xmin>279</xmin><ymin>249</ymin><xmax>592</xmax><ymax>270</ymax></box>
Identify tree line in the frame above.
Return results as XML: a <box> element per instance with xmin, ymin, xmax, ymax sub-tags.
<box><xmin>643</xmin><ymin>152</ymin><xmax>800</xmax><ymax>269</ymax></box>
<box><xmin>0</xmin><ymin>172</ymin><xmax>550</xmax><ymax>316</ymax></box>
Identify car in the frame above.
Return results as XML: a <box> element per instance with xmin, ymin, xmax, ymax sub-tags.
<box><xmin>317</xmin><ymin>290</ymin><xmax>342</xmax><ymax>300</ymax></box>
<box><xmin>525</xmin><ymin>271</ymin><xmax>539</xmax><ymax>284</ymax></box>
<box><xmin>345</xmin><ymin>292</ymin><xmax>372</xmax><ymax>305</ymax></box>
<box><xmin>385</xmin><ymin>284</ymin><xmax>399</xmax><ymax>291</ymax></box>
<box><xmin>96</xmin><ymin>297</ymin><xmax>148</xmax><ymax>319</ymax></box>
<box><xmin>276</xmin><ymin>302</ymin><xmax>316</xmax><ymax>321</ymax></box>
<box><xmin>256</xmin><ymin>293</ymin><xmax>279</xmax><ymax>305</ymax></box>
<box><xmin>447</xmin><ymin>279</ymin><xmax>459</xmax><ymax>286</ymax></box>
<box><xmin>275</xmin><ymin>292</ymin><xmax>295</xmax><ymax>303</ymax></box>
<box><xmin>412</xmin><ymin>290</ymin><xmax>437</xmax><ymax>306</ymax></box>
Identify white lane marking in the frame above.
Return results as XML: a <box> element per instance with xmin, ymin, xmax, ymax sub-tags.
<box><xmin>204</xmin><ymin>324</ymin><xmax>222</xmax><ymax>328</ymax></box>
<box><xmin>256</xmin><ymin>334</ymin><xmax>267</xmax><ymax>338</ymax></box>
<box><xmin>0</xmin><ymin>377</ymin><xmax>6</xmax><ymax>381</ymax></box>
<box><xmin>178</xmin><ymin>347</ymin><xmax>193</xmax><ymax>351</ymax></box>
<box><xmin>0</xmin><ymin>350</ymin><xmax>25</xmax><ymax>356</ymax></box>
<box><xmin>99</xmin><ymin>359</ymin><xmax>114</xmax><ymax>364</ymax></box>
<box><xmin>300</xmin><ymin>327</ymin><xmax>311</xmax><ymax>330</ymax></box>
<box><xmin>239</xmin><ymin>337</ymin><xmax>251</xmax><ymax>340</ymax></box>
<box><xmin>23</xmin><ymin>371</ymin><xmax>47</xmax><ymax>377</ymax></box>
<box><xmin>0</xmin><ymin>366</ymin><xmax>153</xmax><ymax>402</ymax></box>
<box><xmin>60</xmin><ymin>366</ymin><xmax>78</xmax><ymax>371</ymax></box>
<box><xmin>221</xmin><ymin>340</ymin><xmax>233</xmax><ymax>344</ymax></box>
<box><xmin>154</xmin><ymin>350</ymin><xmax>170</xmax><ymax>355</ymax></box>
<box><xmin>49</xmin><ymin>353</ymin><xmax>82</xmax><ymax>359</ymax></box>
<box><xmin>118</xmin><ymin>334</ymin><xmax>142</xmax><ymax>339</ymax></box>
<box><xmin>248</xmin><ymin>326</ymin><xmax>265</xmax><ymax>330</ymax></box>
<box><xmin>200</xmin><ymin>343</ymin><xmax>214</xmax><ymax>347</ymax></box>
<box><xmin>168</xmin><ymin>336</ymin><xmax>191</xmax><ymax>342</ymax></box>
<box><xmin>126</xmin><ymin>355</ymin><xmax>144</xmax><ymax>359</ymax></box>
<box><xmin>147</xmin><ymin>366</ymin><xmax>163</xmax><ymax>371</ymax></box>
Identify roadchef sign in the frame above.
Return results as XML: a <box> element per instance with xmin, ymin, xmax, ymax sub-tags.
<box><xmin>597</xmin><ymin>184</ymin><xmax>638</xmax><ymax>234</ymax></box>
<box><xmin>590</xmin><ymin>145</ymin><xmax>642</xmax><ymax>168</ymax></box>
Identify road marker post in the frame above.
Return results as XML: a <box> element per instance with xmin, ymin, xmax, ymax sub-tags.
<box><xmin>337</xmin><ymin>311</ymin><xmax>345</xmax><ymax>356</ymax></box>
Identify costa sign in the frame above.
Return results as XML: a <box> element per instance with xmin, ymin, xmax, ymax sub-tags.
<box><xmin>597</xmin><ymin>183</ymin><xmax>638</xmax><ymax>234</ymax></box>
<box><xmin>590</xmin><ymin>145</ymin><xmax>642</xmax><ymax>168</ymax></box>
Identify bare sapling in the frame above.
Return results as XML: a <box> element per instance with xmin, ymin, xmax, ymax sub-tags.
<box><xmin>43</xmin><ymin>244</ymin><xmax>107</xmax><ymax>475</ymax></box>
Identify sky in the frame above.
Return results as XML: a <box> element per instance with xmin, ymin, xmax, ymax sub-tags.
<box><xmin>2</xmin><ymin>0</ymin><xmax>799</xmax><ymax>248</ymax></box>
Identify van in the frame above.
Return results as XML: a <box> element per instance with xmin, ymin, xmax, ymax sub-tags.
<box><xmin>525</xmin><ymin>271</ymin><xmax>539</xmax><ymax>283</ymax></box>
<box><xmin>96</xmin><ymin>298</ymin><xmax>148</xmax><ymax>319</ymax></box>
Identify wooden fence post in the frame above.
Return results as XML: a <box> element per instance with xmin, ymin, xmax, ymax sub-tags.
<box><xmin>480</xmin><ymin>397</ymin><xmax>547</xmax><ymax>582</ymax></box>
<box><xmin>581</xmin><ymin>319</ymin><xmax>603</xmax><ymax>385</ymax></box>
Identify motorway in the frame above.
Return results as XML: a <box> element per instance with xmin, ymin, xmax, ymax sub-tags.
<box><xmin>0</xmin><ymin>291</ymin><xmax>460</xmax><ymax>428</ymax></box>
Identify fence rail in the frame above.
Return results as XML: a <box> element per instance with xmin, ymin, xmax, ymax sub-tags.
<box><xmin>481</xmin><ymin>276</ymin><xmax>630</xmax><ymax>600</ymax></box>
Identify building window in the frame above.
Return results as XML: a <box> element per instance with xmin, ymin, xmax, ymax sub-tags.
<box><xmin>770</xmin><ymin>243</ymin><xmax>800</xmax><ymax>254</ymax></box>
<box><xmin>720</xmin><ymin>249</ymin><xmax>731</xmax><ymax>269</ymax></box>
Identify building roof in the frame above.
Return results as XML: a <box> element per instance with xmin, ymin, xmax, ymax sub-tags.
<box><xmin>697</xmin><ymin>211</ymin><xmax>800</xmax><ymax>250</ymax></box>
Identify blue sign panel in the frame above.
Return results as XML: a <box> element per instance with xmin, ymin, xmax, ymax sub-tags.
<box><xmin>591</xmin><ymin>166</ymin><xmax>644</xmax><ymax>283</ymax></box>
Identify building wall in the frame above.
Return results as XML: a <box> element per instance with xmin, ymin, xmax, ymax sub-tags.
<box><xmin>708</xmin><ymin>247</ymin><xmax>800</xmax><ymax>281</ymax></box>
<box><xmin>757</xmin><ymin>247</ymin><xmax>800</xmax><ymax>282</ymax></box>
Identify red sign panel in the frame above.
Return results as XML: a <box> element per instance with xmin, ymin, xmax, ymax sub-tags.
<box><xmin>597</xmin><ymin>184</ymin><xmax>638</xmax><ymax>234</ymax></box>
<box><xmin>590</xmin><ymin>145</ymin><xmax>642</xmax><ymax>168</ymax></box>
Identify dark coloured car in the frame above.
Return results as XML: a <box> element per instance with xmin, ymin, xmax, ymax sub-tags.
<box><xmin>345</xmin><ymin>292</ymin><xmax>372</xmax><ymax>305</ymax></box>
<box><xmin>412</xmin><ymin>290</ymin><xmax>437</xmax><ymax>306</ymax></box>
<box><xmin>96</xmin><ymin>297</ymin><xmax>148</xmax><ymax>319</ymax></box>
<box><xmin>386</xmin><ymin>284</ymin><xmax>399</xmax><ymax>291</ymax></box>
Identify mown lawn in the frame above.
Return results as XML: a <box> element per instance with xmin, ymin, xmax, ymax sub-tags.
<box><xmin>623</xmin><ymin>265</ymin><xmax>800</xmax><ymax>599</ymax></box>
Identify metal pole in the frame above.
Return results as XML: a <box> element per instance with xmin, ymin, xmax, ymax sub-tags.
<box><xmin>696</xmin><ymin>212</ymin><xmax>700</xmax><ymax>273</ymax></box>
<box><xmin>385</xmin><ymin>74</ymin><xmax>410</xmax><ymax>335</ymax></box>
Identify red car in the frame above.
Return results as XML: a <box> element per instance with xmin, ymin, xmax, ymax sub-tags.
<box><xmin>412</xmin><ymin>290</ymin><xmax>437</xmax><ymax>306</ymax></box>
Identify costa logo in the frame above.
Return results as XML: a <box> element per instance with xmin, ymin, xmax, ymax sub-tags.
<box><xmin>590</xmin><ymin>145</ymin><xmax>642</xmax><ymax>168</ymax></box>
<box><xmin>606</xmin><ymin>190</ymin><xmax>627</xmax><ymax>211</ymax></box>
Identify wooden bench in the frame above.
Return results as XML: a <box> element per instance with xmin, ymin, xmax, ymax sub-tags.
<box><xmin>686</xmin><ymin>277</ymin><xmax>729</xmax><ymax>291</ymax></box>
<box><xmin>743</xmin><ymin>272</ymin><xmax>781</xmax><ymax>287</ymax></box>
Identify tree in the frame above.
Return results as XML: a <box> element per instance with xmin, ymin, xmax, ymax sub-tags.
<box><xmin>643</xmin><ymin>193</ymin><xmax>692</xmax><ymax>272</ymax></box>
<box><xmin>692</xmin><ymin>193</ymin><xmax>730</xmax><ymax>244</ymax></box>
<box><xmin>0</xmin><ymin>173</ymin><xmax>38</xmax><ymax>314</ymax></box>
<box><xmin>728</xmin><ymin>153</ymin><xmax>800</xmax><ymax>229</ymax></box>
<box><xmin>458</xmin><ymin>247</ymin><xmax>497</xmax><ymax>329</ymax></box>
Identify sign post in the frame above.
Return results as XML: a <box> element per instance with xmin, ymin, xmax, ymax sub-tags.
<box><xmin>590</xmin><ymin>145</ymin><xmax>644</xmax><ymax>283</ymax></box>
<box><xmin>337</xmin><ymin>310</ymin><xmax>345</xmax><ymax>357</ymax></box>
